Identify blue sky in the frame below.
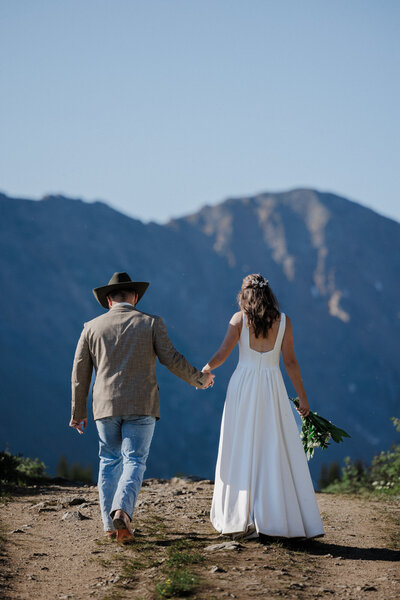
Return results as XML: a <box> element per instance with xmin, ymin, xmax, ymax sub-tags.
<box><xmin>1</xmin><ymin>1</ymin><xmax>399</xmax><ymax>223</ymax></box>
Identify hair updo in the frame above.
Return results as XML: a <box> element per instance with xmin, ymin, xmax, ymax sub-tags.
<box><xmin>237</xmin><ymin>274</ymin><xmax>280</xmax><ymax>338</ymax></box>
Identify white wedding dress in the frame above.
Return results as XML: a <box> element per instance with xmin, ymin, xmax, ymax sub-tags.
<box><xmin>210</xmin><ymin>313</ymin><xmax>324</xmax><ymax>539</ymax></box>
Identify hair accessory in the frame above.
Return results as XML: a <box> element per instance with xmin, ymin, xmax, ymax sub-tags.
<box><xmin>250</xmin><ymin>276</ymin><xmax>269</xmax><ymax>288</ymax></box>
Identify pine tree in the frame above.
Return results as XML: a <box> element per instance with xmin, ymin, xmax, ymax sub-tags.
<box><xmin>56</xmin><ymin>455</ymin><xmax>70</xmax><ymax>479</ymax></box>
<box><xmin>327</xmin><ymin>461</ymin><xmax>341</xmax><ymax>484</ymax></box>
<box><xmin>70</xmin><ymin>462</ymin><xmax>93</xmax><ymax>484</ymax></box>
<box><xmin>318</xmin><ymin>463</ymin><xmax>329</xmax><ymax>490</ymax></box>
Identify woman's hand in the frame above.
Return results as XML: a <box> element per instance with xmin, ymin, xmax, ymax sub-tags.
<box><xmin>202</xmin><ymin>366</ymin><xmax>215</xmax><ymax>387</ymax></box>
<box><xmin>203</xmin><ymin>372</ymin><xmax>215</xmax><ymax>388</ymax></box>
<box><xmin>196</xmin><ymin>369</ymin><xmax>215</xmax><ymax>389</ymax></box>
<box><xmin>296</xmin><ymin>398</ymin><xmax>310</xmax><ymax>418</ymax></box>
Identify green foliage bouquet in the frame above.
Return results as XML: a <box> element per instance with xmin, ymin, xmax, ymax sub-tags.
<box><xmin>290</xmin><ymin>397</ymin><xmax>351</xmax><ymax>459</ymax></box>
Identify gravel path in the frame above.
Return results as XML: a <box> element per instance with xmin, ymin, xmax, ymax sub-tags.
<box><xmin>0</xmin><ymin>478</ymin><xmax>399</xmax><ymax>599</ymax></box>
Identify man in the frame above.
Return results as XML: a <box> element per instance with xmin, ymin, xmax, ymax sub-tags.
<box><xmin>70</xmin><ymin>272</ymin><xmax>214</xmax><ymax>542</ymax></box>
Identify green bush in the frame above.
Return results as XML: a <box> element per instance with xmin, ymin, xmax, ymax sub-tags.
<box><xmin>321</xmin><ymin>417</ymin><xmax>400</xmax><ymax>496</ymax></box>
<box><xmin>369</xmin><ymin>417</ymin><xmax>400</xmax><ymax>493</ymax></box>
<box><xmin>0</xmin><ymin>451</ymin><xmax>94</xmax><ymax>489</ymax></box>
<box><xmin>0</xmin><ymin>451</ymin><xmax>47</xmax><ymax>486</ymax></box>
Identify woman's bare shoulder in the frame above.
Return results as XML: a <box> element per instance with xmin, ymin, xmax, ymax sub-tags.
<box><xmin>283</xmin><ymin>314</ymin><xmax>293</xmax><ymax>335</ymax></box>
<box><xmin>229</xmin><ymin>311</ymin><xmax>242</xmax><ymax>326</ymax></box>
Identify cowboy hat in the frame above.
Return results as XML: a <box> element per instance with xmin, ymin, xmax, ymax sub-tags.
<box><xmin>93</xmin><ymin>272</ymin><xmax>149</xmax><ymax>309</ymax></box>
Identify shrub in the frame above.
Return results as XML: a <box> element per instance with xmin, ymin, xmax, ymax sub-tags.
<box><xmin>0</xmin><ymin>451</ymin><xmax>47</xmax><ymax>486</ymax></box>
<box><xmin>321</xmin><ymin>417</ymin><xmax>400</xmax><ymax>496</ymax></box>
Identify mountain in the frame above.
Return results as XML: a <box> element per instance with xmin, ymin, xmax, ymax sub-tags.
<box><xmin>0</xmin><ymin>188</ymin><xmax>399</xmax><ymax>483</ymax></box>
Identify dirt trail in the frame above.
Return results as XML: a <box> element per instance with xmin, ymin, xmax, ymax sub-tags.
<box><xmin>0</xmin><ymin>478</ymin><xmax>399</xmax><ymax>600</ymax></box>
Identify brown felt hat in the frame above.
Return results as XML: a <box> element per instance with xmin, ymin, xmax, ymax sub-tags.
<box><xmin>93</xmin><ymin>272</ymin><xmax>149</xmax><ymax>310</ymax></box>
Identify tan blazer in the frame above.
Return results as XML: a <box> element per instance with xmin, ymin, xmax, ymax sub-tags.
<box><xmin>71</xmin><ymin>304</ymin><xmax>208</xmax><ymax>422</ymax></box>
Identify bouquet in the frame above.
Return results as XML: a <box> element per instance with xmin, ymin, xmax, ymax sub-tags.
<box><xmin>290</xmin><ymin>397</ymin><xmax>351</xmax><ymax>459</ymax></box>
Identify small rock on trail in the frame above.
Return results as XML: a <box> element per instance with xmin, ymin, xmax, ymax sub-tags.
<box><xmin>205</xmin><ymin>541</ymin><xmax>243</xmax><ymax>552</ymax></box>
<box><xmin>61</xmin><ymin>510</ymin><xmax>90</xmax><ymax>522</ymax></box>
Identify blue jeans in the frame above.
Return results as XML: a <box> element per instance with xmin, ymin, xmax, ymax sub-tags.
<box><xmin>95</xmin><ymin>414</ymin><xmax>156</xmax><ymax>531</ymax></box>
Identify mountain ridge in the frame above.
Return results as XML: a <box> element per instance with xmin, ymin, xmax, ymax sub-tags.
<box><xmin>0</xmin><ymin>187</ymin><xmax>399</xmax><ymax>481</ymax></box>
<box><xmin>3</xmin><ymin>186</ymin><xmax>398</xmax><ymax>227</ymax></box>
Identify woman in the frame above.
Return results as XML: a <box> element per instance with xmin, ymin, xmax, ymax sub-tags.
<box><xmin>203</xmin><ymin>274</ymin><xmax>324</xmax><ymax>539</ymax></box>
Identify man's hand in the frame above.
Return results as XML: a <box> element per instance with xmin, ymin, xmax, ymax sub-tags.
<box><xmin>69</xmin><ymin>417</ymin><xmax>88</xmax><ymax>434</ymax></box>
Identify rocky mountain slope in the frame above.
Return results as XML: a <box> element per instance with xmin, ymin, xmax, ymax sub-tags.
<box><xmin>0</xmin><ymin>188</ymin><xmax>399</xmax><ymax>481</ymax></box>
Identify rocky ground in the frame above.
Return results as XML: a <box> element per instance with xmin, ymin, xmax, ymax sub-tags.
<box><xmin>0</xmin><ymin>477</ymin><xmax>399</xmax><ymax>600</ymax></box>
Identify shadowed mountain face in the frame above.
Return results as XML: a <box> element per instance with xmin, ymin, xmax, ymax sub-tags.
<box><xmin>0</xmin><ymin>188</ymin><xmax>399</xmax><ymax>482</ymax></box>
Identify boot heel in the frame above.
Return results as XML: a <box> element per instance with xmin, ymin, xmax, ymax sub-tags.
<box><xmin>117</xmin><ymin>528</ymin><xmax>134</xmax><ymax>543</ymax></box>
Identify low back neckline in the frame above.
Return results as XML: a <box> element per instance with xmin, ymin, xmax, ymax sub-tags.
<box><xmin>243</xmin><ymin>313</ymin><xmax>284</xmax><ymax>355</ymax></box>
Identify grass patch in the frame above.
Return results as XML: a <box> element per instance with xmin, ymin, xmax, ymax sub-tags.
<box><xmin>170</xmin><ymin>539</ymin><xmax>191</xmax><ymax>549</ymax></box>
<box><xmin>120</xmin><ymin>558</ymin><xmax>149</xmax><ymax>578</ymax></box>
<box><xmin>154</xmin><ymin>537</ymin><xmax>205</xmax><ymax>598</ymax></box>
<box><xmin>94</xmin><ymin>522</ymin><xmax>207</xmax><ymax>599</ymax></box>
<box><xmin>385</xmin><ymin>513</ymin><xmax>400</xmax><ymax>550</ymax></box>
<box><xmin>147</xmin><ymin>513</ymin><xmax>166</xmax><ymax>526</ymax></box>
<box><xmin>155</xmin><ymin>569</ymin><xmax>198</xmax><ymax>598</ymax></box>
<box><xmin>148</xmin><ymin>513</ymin><xmax>164</xmax><ymax>522</ymax></box>
<box><xmin>95</xmin><ymin>557</ymin><xmax>113</xmax><ymax>568</ymax></box>
<box><xmin>165</xmin><ymin>549</ymin><xmax>204</xmax><ymax>568</ymax></box>
<box><xmin>145</xmin><ymin>514</ymin><xmax>167</xmax><ymax>537</ymax></box>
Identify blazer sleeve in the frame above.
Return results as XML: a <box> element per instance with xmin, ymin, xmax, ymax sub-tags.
<box><xmin>71</xmin><ymin>326</ymin><xmax>93</xmax><ymax>421</ymax></box>
<box><xmin>153</xmin><ymin>317</ymin><xmax>208</xmax><ymax>388</ymax></box>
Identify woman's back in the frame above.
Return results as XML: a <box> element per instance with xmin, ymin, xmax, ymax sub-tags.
<box><xmin>237</xmin><ymin>312</ymin><xmax>286</xmax><ymax>370</ymax></box>
<box><xmin>247</xmin><ymin>314</ymin><xmax>282</xmax><ymax>353</ymax></box>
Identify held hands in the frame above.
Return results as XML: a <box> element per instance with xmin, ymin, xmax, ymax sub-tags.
<box><xmin>69</xmin><ymin>417</ymin><xmax>88</xmax><ymax>434</ymax></box>
<box><xmin>296</xmin><ymin>398</ymin><xmax>310</xmax><ymax>418</ymax></box>
<box><xmin>196</xmin><ymin>364</ymin><xmax>215</xmax><ymax>389</ymax></box>
<box><xmin>202</xmin><ymin>364</ymin><xmax>215</xmax><ymax>389</ymax></box>
<box><xmin>202</xmin><ymin>372</ymin><xmax>215</xmax><ymax>389</ymax></box>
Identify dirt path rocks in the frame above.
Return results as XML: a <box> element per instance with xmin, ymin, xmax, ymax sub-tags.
<box><xmin>0</xmin><ymin>478</ymin><xmax>399</xmax><ymax>600</ymax></box>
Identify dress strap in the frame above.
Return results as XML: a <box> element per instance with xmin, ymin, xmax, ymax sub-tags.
<box><xmin>275</xmin><ymin>313</ymin><xmax>286</xmax><ymax>350</ymax></box>
<box><xmin>241</xmin><ymin>313</ymin><xmax>248</xmax><ymax>342</ymax></box>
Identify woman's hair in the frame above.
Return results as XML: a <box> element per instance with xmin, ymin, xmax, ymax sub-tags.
<box><xmin>238</xmin><ymin>274</ymin><xmax>280</xmax><ymax>338</ymax></box>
